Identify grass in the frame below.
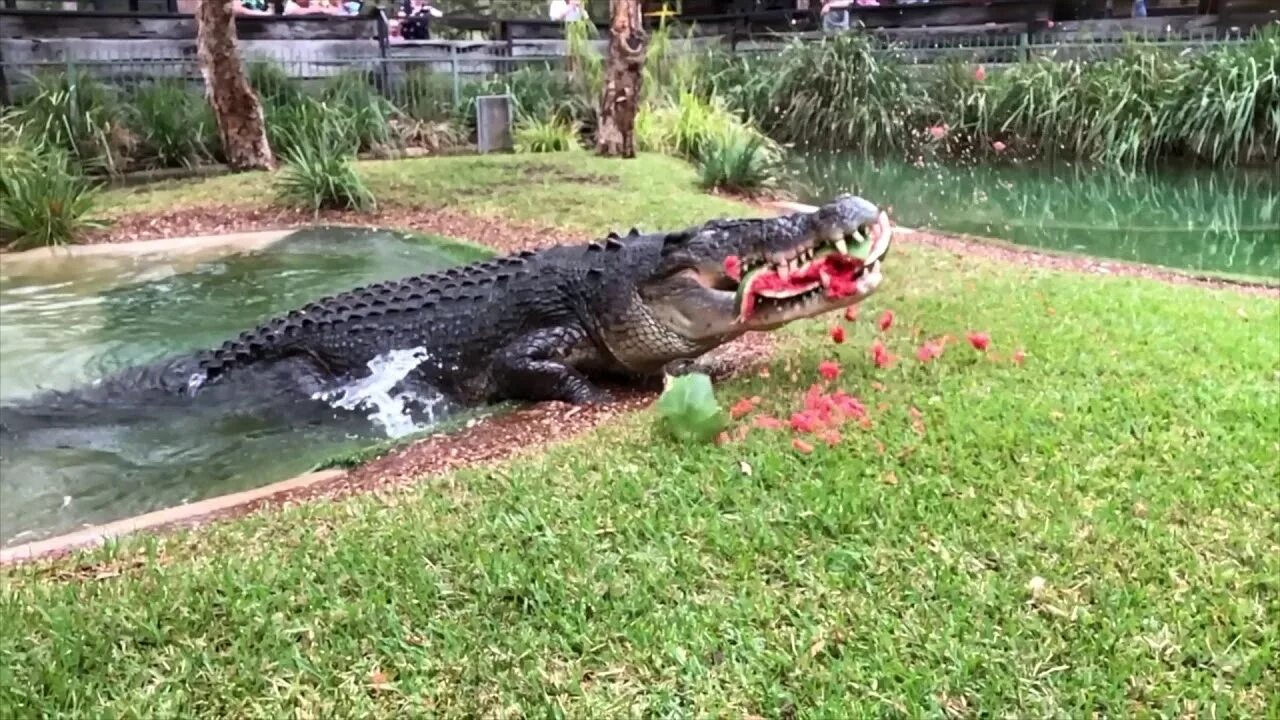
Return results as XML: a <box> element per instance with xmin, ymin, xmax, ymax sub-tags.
<box><xmin>3</xmin><ymin>155</ymin><xmax>1279</xmax><ymax>717</ymax></box>
<box><xmin>99</xmin><ymin>153</ymin><xmax>763</xmax><ymax>231</ymax></box>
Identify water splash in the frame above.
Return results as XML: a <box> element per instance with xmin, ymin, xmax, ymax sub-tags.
<box><xmin>312</xmin><ymin>347</ymin><xmax>449</xmax><ymax>439</ymax></box>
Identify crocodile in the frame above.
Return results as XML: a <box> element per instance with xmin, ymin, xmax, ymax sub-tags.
<box><xmin>0</xmin><ymin>194</ymin><xmax>893</xmax><ymax>429</ymax></box>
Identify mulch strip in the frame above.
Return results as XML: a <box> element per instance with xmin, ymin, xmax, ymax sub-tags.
<box><xmin>77</xmin><ymin>203</ymin><xmax>583</xmax><ymax>256</ymax></box>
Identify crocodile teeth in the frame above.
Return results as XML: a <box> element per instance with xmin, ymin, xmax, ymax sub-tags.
<box><xmin>819</xmin><ymin>268</ymin><xmax>832</xmax><ymax>288</ymax></box>
<box><xmin>776</xmin><ymin>261</ymin><xmax>791</xmax><ymax>282</ymax></box>
<box><xmin>834</xmin><ymin>237</ymin><xmax>849</xmax><ymax>255</ymax></box>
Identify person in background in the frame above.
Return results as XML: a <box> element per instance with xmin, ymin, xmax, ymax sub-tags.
<box><xmin>821</xmin><ymin>0</ymin><xmax>851</xmax><ymax>31</ymax></box>
<box><xmin>549</xmin><ymin>0</ymin><xmax>587</xmax><ymax>22</ymax></box>
<box><xmin>398</xmin><ymin>0</ymin><xmax>443</xmax><ymax>40</ymax></box>
<box><xmin>236</xmin><ymin>0</ymin><xmax>272</xmax><ymax>13</ymax></box>
<box><xmin>283</xmin><ymin>0</ymin><xmax>342</xmax><ymax>13</ymax></box>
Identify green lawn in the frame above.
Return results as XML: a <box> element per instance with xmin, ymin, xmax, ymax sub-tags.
<box><xmin>100</xmin><ymin>153</ymin><xmax>765</xmax><ymax>232</ymax></box>
<box><xmin>4</xmin><ymin>154</ymin><xmax>1279</xmax><ymax>718</ymax></box>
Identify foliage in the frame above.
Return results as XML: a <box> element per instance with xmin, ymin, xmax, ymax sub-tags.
<box><xmin>0</xmin><ymin>137</ymin><xmax>107</xmax><ymax>250</ymax></box>
<box><xmin>513</xmin><ymin>117</ymin><xmax>582</xmax><ymax>153</ymax></box>
<box><xmin>713</xmin><ymin>29</ymin><xmax>1278</xmax><ymax>169</ymax></box>
<box><xmin>246</xmin><ymin>59</ymin><xmax>307</xmax><ymax>108</ymax></box>
<box><xmin>8</xmin><ymin>28</ymin><xmax>1277</xmax><ymax>180</ymax></box>
<box><xmin>398</xmin><ymin>68</ymin><xmax>458</xmax><ymax>122</ymax></box>
<box><xmin>655</xmin><ymin>372</ymin><xmax>729</xmax><ymax>443</ymax></box>
<box><xmin>271</xmin><ymin>107</ymin><xmax>376</xmax><ymax>214</ymax></box>
<box><xmin>637</xmin><ymin>91</ymin><xmax>780</xmax><ymax>169</ymax></box>
<box><xmin>4</xmin><ymin>69</ymin><xmax>132</xmax><ymax>175</ymax></box>
<box><xmin>318</xmin><ymin>71</ymin><xmax>399</xmax><ymax>154</ymax></box>
<box><xmin>696</xmin><ymin>130</ymin><xmax>780</xmax><ymax>194</ymax></box>
<box><xmin>125</xmin><ymin>80</ymin><xmax>219</xmax><ymax>169</ymax></box>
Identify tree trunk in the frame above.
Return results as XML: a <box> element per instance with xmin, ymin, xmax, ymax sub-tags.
<box><xmin>595</xmin><ymin>0</ymin><xmax>647</xmax><ymax>158</ymax></box>
<box><xmin>196</xmin><ymin>0</ymin><xmax>275</xmax><ymax>171</ymax></box>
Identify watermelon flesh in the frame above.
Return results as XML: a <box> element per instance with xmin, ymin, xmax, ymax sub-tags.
<box><xmin>735</xmin><ymin>251</ymin><xmax>866</xmax><ymax>321</ymax></box>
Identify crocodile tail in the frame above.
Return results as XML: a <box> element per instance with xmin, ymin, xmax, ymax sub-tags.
<box><xmin>192</xmin><ymin>318</ymin><xmax>301</xmax><ymax>391</ymax></box>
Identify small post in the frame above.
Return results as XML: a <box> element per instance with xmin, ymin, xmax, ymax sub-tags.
<box><xmin>450</xmin><ymin>44</ymin><xmax>459</xmax><ymax>107</ymax></box>
<box><xmin>0</xmin><ymin>33</ymin><xmax>9</xmax><ymax>106</ymax></box>
<box><xmin>475</xmin><ymin>93</ymin><xmax>513</xmax><ymax>153</ymax></box>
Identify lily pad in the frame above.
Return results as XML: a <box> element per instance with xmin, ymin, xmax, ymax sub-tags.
<box><xmin>655</xmin><ymin>372</ymin><xmax>728</xmax><ymax>444</ymax></box>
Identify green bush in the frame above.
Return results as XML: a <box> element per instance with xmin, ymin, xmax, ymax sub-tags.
<box><xmin>5</xmin><ymin>69</ymin><xmax>131</xmax><ymax>174</ymax></box>
<box><xmin>272</xmin><ymin>106</ymin><xmax>376</xmax><ymax>214</ymax></box>
<box><xmin>0</xmin><ymin>141</ymin><xmax>106</xmax><ymax>250</ymax></box>
<box><xmin>514</xmin><ymin>117</ymin><xmax>582</xmax><ymax>153</ymax></box>
<box><xmin>696</xmin><ymin>129</ymin><xmax>779</xmax><ymax>194</ymax></box>
<box><xmin>126</xmin><ymin>80</ymin><xmax>218</xmax><ymax>169</ymax></box>
<box><xmin>636</xmin><ymin>91</ymin><xmax>780</xmax><ymax>165</ymax></box>
<box><xmin>319</xmin><ymin>71</ymin><xmax>399</xmax><ymax>153</ymax></box>
<box><xmin>247</xmin><ymin>59</ymin><xmax>307</xmax><ymax>109</ymax></box>
<box><xmin>398</xmin><ymin>69</ymin><xmax>459</xmax><ymax>123</ymax></box>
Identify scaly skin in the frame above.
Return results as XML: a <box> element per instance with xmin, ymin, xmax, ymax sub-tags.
<box><xmin>1</xmin><ymin>194</ymin><xmax>894</xmax><ymax>427</ymax></box>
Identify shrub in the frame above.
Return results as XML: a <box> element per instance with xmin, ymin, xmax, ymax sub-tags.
<box><xmin>398</xmin><ymin>69</ymin><xmax>458</xmax><ymax>122</ymax></box>
<box><xmin>514</xmin><ymin>117</ymin><xmax>582</xmax><ymax>153</ymax></box>
<box><xmin>126</xmin><ymin>80</ymin><xmax>217</xmax><ymax>169</ymax></box>
<box><xmin>272</xmin><ymin>106</ymin><xmax>376</xmax><ymax>214</ymax></box>
<box><xmin>696</xmin><ymin>129</ymin><xmax>779</xmax><ymax>195</ymax></box>
<box><xmin>747</xmin><ymin>32</ymin><xmax>926</xmax><ymax>154</ymax></box>
<box><xmin>320</xmin><ymin>71</ymin><xmax>399</xmax><ymax>153</ymax></box>
<box><xmin>5</xmin><ymin>69</ymin><xmax>132</xmax><ymax>174</ymax></box>
<box><xmin>0</xmin><ymin>141</ymin><xmax>106</xmax><ymax>250</ymax></box>
<box><xmin>638</xmin><ymin>91</ymin><xmax>780</xmax><ymax>165</ymax></box>
<box><xmin>247</xmin><ymin>59</ymin><xmax>306</xmax><ymax>109</ymax></box>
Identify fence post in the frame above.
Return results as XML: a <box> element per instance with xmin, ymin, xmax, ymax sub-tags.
<box><xmin>0</xmin><ymin>37</ymin><xmax>8</xmax><ymax>106</ymax></box>
<box><xmin>66</xmin><ymin>56</ymin><xmax>78</xmax><ymax>120</ymax></box>
<box><xmin>450</xmin><ymin>44</ymin><xmax>459</xmax><ymax>108</ymax></box>
<box><xmin>375</xmin><ymin>8</ymin><xmax>391</xmax><ymax>101</ymax></box>
<box><xmin>1019</xmin><ymin>30</ymin><xmax>1029</xmax><ymax>63</ymax></box>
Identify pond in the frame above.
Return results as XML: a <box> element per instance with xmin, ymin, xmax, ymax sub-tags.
<box><xmin>0</xmin><ymin>227</ymin><xmax>494</xmax><ymax>548</ymax></box>
<box><xmin>785</xmin><ymin>153</ymin><xmax>1280</xmax><ymax>280</ymax></box>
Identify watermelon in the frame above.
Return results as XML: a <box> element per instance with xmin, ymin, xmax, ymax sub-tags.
<box><xmin>734</xmin><ymin>249</ymin><xmax>868</xmax><ymax>321</ymax></box>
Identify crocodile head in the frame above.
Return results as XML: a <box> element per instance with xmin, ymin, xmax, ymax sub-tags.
<box><xmin>640</xmin><ymin>194</ymin><xmax>893</xmax><ymax>342</ymax></box>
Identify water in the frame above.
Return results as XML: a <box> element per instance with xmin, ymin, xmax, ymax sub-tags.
<box><xmin>0</xmin><ymin>227</ymin><xmax>493</xmax><ymax>547</ymax></box>
<box><xmin>786</xmin><ymin>153</ymin><xmax>1280</xmax><ymax>280</ymax></box>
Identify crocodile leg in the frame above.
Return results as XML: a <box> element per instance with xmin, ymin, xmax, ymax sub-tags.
<box><xmin>492</xmin><ymin>326</ymin><xmax>615</xmax><ymax>405</ymax></box>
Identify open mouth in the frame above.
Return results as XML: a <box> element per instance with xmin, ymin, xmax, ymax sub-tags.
<box><xmin>728</xmin><ymin>210</ymin><xmax>893</xmax><ymax>322</ymax></box>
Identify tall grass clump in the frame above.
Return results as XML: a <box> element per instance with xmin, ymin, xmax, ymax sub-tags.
<box><xmin>637</xmin><ymin>92</ymin><xmax>782</xmax><ymax>194</ymax></box>
<box><xmin>1169</xmin><ymin>25</ymin><xmax>1279</xmax><ymax>165</ymax></box>
<box><xmin>4</xmin><ymin>69</ymin><xmax>132</xmax><ymax>175</ymax></box>
<box><xmin>125</xmin><ymin>80</ymin><xmax>218</xmax><ymax>169</ymax></box>
<box><xmin>696</xmin><ymin>130</ymin><xmax>780</xmax><ymax>194</ymax></box>
<box><xmin>642</xmin><ymin>22</ymin><xmax>705</xmax><ymax>106</ymax></box>
<box><xmin>747</xmin><ymin>32</ymin><xmax>926</xmax><ymax>154</ymax></box>
<box><xmin>514</xmin><ymin>117</ymin><xmax>582</xmax><ymax>153</ymax></box>
<box><xmin>0</xmin><ymin>131</ymin><xmax>106</xmax><ymax>250</ymax></box>
<box><xmin>319</xmin><ymin>71</ymin><xmax>398</xmax><ymax>153</ymax></box>
<box><xmin>398</xmin><ymin>69</ymin><xmax>458</xmax><ymax>122</ymax></box>
<box><xmin>246</xmin><ymin>59</ymin><xmax>307</xmax><ymax>109</ymax></box>
<box><xmin>272</xmin><ymin>107</ymin><xmax>376</xmax><ymax>214</ymax></box>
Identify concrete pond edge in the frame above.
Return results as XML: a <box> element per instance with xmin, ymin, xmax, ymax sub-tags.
<box><xmin>0</xmin><ymin>470</ymin><xmax>349</xmax><ymax>566</ymax></box>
